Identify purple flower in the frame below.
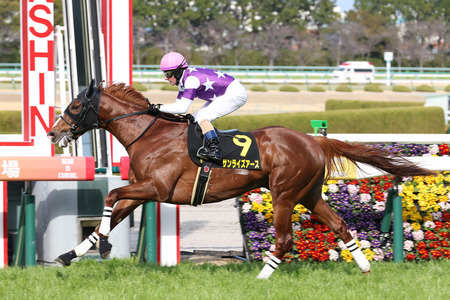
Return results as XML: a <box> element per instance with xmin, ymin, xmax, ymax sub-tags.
<box><xmin>358</xmin><ymin>231</ymin><xmax>368</xmax><ymax>240</ymax></box>
<box><xmin>251</xmin><ymin>241</ymin><xmax>261</xmax><ymax>251</ymax></box>
<box><xmin>253</xmin><ymin>251</ymin><xmax>262</xmax><ymax>260</ymax></box>
<box><xmin>261</xmin><ymin>240</ymin><xmax>272</xmax><ymax>250</ymax></box>
<box><xmin>247</xmin><ymin>231</ymin><xmax>259</xmax><ymax>240</ymax></box>
<box><xmin>404</xmin><ymin>231</ymin><xmax>413</xmax><ymax>240</ymax></box>
<box><xmin>368</xmin><ymin>230</ymin><xmax>380</xmax><ymax>239</ymax></box>
<box><xmin>371</xmin><ymin>239</ymin><xmax>382</xmax><ymax>248</ymax></box>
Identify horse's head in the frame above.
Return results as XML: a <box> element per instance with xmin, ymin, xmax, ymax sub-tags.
<box><xmin>47</xmin><ymin>79</ymin><xmax>102</xmax><ymax>147</ymax></box>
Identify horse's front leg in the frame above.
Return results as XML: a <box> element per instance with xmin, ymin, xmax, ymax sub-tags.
<box><xmin>54</xmin><ymin>199</ymin><xmax>143</xmax><ymax>266</ymax></box>
<box><xmin>55</xmin><ymin>179</ymin><xmax>161</xmax><ymax>266</ymax></box>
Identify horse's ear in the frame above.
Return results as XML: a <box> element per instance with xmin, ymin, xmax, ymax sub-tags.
<box><xmin>85</xmin><ymin>79</ymin><xmax>96</xmax><ymax>98</ymax></box>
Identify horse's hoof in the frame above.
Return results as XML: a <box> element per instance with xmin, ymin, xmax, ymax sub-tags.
<box><xmin>99</xmin><ymin>237</ymin><xmax>112</xmax><ymax>259</ymax></box>
<box><xmin>54</xmin><ymin>250</ymin><xmax>76</xmax><ymax>266</ymax></box>
<box><xmin>362</xmin><ymin>270</ymin><xmax>371</xmax><ymax>275</ymax></box>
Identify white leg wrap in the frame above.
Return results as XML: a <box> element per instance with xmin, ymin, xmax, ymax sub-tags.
<box><xmin>98</xmin><ymin>207</ymin><xmax>113</xmax><ymax>236</ymax></box>
<box><xmin>257</xmin><ymin>255</ymin><xmax>281</xmax><ymax>279</ymax></box>
<box><xmin>346</xmin><ymin>239</ymin><xmax>370</xmax><ymax>273</ymax></box>
<box><xmin>74</xmin><ymin>232</ymin><xmax>99</xmax><ymax>257</ymax></box>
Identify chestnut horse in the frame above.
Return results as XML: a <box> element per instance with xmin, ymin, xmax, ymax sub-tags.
<box><xmin>47</xmin><ymin>81</ymin><xmax>433</xmax><ymax>279</ymax></box>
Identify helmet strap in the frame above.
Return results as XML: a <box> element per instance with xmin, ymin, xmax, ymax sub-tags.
<box><xmin>174</xmin><ymin>68</ymin><xmax>185</xmax><ymax>86</ymax></box>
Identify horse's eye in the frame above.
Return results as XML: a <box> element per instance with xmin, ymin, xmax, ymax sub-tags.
<box><xmin>70</xmin><ymin>100</ymin><xmax>82</xmax><ymax>114</ymax></box>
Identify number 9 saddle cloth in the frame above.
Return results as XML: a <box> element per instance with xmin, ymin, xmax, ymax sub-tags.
<box><xmin>187</xmin><ymin>122</ymin><xmax>261</xmax><ymax>170</ymax></box>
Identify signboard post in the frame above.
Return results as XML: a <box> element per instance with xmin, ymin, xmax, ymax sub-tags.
<box><xmin>384</xmin><ymin>52</ymin><xmax>393</xmax><ymax>86</ymax></box>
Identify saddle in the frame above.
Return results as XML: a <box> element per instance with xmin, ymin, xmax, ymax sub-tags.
<box><xmin>187</xmin><ymin>122</ymin><xmax>261</xmax><ymax>206</ymax></box>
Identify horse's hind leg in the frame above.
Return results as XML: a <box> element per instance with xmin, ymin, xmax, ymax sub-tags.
<box><xmin>257</xmin><ymin>202</ymin><xmax>295</xmax><ymax>279</ymax></box>
<box><xmin>304</xmin><ymin>196</ymin><xmax>371</xmax><ymax>274</ymax></box>
<box><xmin>55</xmin><ymin>199</ymin><xmax>142</xmax><ymax>266</ymax></box>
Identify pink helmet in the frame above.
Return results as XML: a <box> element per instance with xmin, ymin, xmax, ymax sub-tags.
<box><xmin>160</xmin><ymin>52</ymin><xmax>188</xmax><ymax>71</ymax></box>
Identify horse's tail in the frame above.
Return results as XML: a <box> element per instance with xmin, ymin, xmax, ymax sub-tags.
<box><xmin>314</xmin><ymin>136</ymin><xmax>436</xmax><ymax>181</ymax></box>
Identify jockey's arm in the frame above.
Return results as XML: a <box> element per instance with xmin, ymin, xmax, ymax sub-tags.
<box><xmin>159</xmin><ymin>97</ymin><xmax>192</xmax><ymax>114</ymax></box>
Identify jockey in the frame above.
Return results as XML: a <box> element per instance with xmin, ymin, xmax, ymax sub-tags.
<box><xmin>158</xmin><ymin>51</ymin><xmax>248</xmax><ymax>164</ymax></box>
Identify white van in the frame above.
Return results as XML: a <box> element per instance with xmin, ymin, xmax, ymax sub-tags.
<box><xmin>332</xmin><ymin>61</ymin><xmax>375</xmax><ymax>83</ymax></box>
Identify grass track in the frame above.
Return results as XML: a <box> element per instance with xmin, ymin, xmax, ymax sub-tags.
<box><xmin>1</xmin><ymin>258</ymin><xmax>449</xmax><ymax>299</ymax></box>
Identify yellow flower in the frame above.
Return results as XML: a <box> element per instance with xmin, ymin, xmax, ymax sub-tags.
<box><xmin>252</xmin><ymin>202</ymin><xmax>266</xmax><ymax>213</ymax></box>
<box><xmin>294</xmin><ymin>204</ymin><xmax>308</xmax><ymax>214</ymax></box>
<box><xmin>341</xmin><ymin>249</ymin><xmax>353</xmax><ymax>262</ymax></box>
<box><xmin>265</xmin><ymin>212</ymin><xmax>273</xmax><ymax>220</ymax></box>
<box><xmin>411</xmin><ymin>222</ymin><xmax>421</xmax><ymax>230</ymax></box>
<box><xmin>322</xmin><ymin>185</ymin><xmax>328</xmax><ymax>193</ymax></box>
<box><xmin>363</xmin><ymin>249</ymin><xmax>374</xmax><ymax>261</ymax></box>
<box><xmin>291</xmin><ymin>214</ymin><xmax>300</xmax><ymax>222</ymax></box>
<box><xmin>423</xmin><ymin>214</ymin><xmax>433</xmax><ymax>222</ymax></box>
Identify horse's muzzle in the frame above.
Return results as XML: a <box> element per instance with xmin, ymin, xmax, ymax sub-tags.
<box><xmin>47</xmin><ymin>131</ymin><xmax>73</xmax><ymax>147</ymax></box>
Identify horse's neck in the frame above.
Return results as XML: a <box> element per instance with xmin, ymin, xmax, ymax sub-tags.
<box><xmin>99</xmin><ymin>95</ymin><xmax>186</xmax><ymax>149</ymax></box>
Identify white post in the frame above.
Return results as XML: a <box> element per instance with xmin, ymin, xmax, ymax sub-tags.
<box><xmin>384</xmin><ymin>52</ymin><xmax>393</xmax><ymax>87</ymax></box>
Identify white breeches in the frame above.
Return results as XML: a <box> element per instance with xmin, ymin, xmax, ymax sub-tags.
<box><xmin>195</xmin><ymin>80</ymin><xmax>247</xmax><ymax>123</ymax></box>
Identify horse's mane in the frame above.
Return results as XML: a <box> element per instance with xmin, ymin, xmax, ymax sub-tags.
<box><xmin>100</xmin><ymin>82</ymin><xmax>148</xmax><ymax>108</ymax></box>
<box><xmin>100</xmin><ymin>82</ymin><xmax>192</xmax><ymax>123</ymax></box>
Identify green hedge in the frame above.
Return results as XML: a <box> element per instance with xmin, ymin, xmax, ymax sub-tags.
<box><xmin>325</xmin><ymin>100</ymin><xmax>424</xmax><ymax>111</ymax></box>
<box><xmin>132</xmin><ymin>82</ymin><xmax>148</xmax><ymax>92</ymax></box>
<box><xmin>309</xmin><ymin>85</ymin><xmax>326</xmax><ymax>92</ymax></box>
<box><xmin>250</xmin><ymin>85</ymin><xmax>268</xmax><ymax>92</ymax></box>
<box><xmin>279</xmin><ymin>85</ymin><xmax>299</xmax><ymax>92</ymax></box>
<box><xmin>0</xmin><ymin>111</ymin><xmax>21</xmax><ymax>134</ymax></box>
<box><xmin>160</xmin><ymin>84</ymin><xmax>179</xmax><ymax>91</ymax></box>
<box><xmin>335</xmin><ymin>84</ymin><xmax>352</xmax><ymax>92</ymax></box>
<box><xmin>392</xmin><ymin>85</ymin><xmax>411</xmax><ymax>92</ymax></box>
<box><xmin>364</xmin><ymin>84</ymin><xmax>383</xmax><ymax>92</ymax></box>
<box><xmin>213</xmin><ymin>106</ymin><xmax>445</xmax><ymax>134</ymax></box>
<box><xmin>415</xmin><ymin>84</ymin><xmax>435</xmax><ymax>92</ymax></box>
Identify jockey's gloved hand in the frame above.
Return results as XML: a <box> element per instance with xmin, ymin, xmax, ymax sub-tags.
<box><xmin>147</xmin><ymin>103</ymin><xmax>161</xmax><ymax>113</ymax></box>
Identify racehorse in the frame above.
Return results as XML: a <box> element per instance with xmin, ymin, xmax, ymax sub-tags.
<box><xmin>47</xmin><ymin>80</ymin><xmax>434</xmax><ymax>279</ymax></box>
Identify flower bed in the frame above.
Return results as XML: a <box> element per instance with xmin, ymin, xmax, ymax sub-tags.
<box><xmin>238</xmin><ymin>143</ymin><xmax>450</xmax><ymax>263</ymax></box>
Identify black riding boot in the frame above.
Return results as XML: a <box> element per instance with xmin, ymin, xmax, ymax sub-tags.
<box><xmin>198</xmin><ymin>133</ymin><xmax>223</xmax><ymax>164</ymax></box>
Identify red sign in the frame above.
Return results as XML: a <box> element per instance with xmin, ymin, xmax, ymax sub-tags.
<box><xmin>0</xmin><ymin>157</ymin><xmax>95</xmax><ymax>181</ymax></box>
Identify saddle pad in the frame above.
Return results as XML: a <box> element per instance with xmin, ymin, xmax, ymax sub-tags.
<box><xmin>187</xmin><ymin>123</ymin><xmax>261</xmax><ymax>170</ymax></box>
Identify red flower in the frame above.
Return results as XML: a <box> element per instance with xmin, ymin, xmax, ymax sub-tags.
<box><xmin>383</xmin><ymin>182</ymin><xmax>393</xmax><ymax>190</ymax></box>
<box><xmin>439</xmin><ymin>143</ymin><xmax>449</xmax><ymax>155</ymax></box>
<box><xmin>326</xmin><ymin>232</ymin><xmax>336</xmax><ymax>244</ymax></box>
<box><xmin>430</xmin><ymin>249</ymin><xmax>443</xmax><ymax>259</ymax></box>
<box><xmin>442</xmin><ymin>213</ymin><xmax>450</xmax><ymax>221</ymax></box>
<box><xmin>302</xmin><ymin>220</ymin><xmax>314</xmax><ymax>228</ymax></box>
<box><xmin>435</xmin><ymin>221</ymin><xmax>444</xmax><ymax>230</ymax></box>
<box><xmin>406</xmin><ymin>253</ymin><xmax>416</xmax><ymax>261</ymax></box>
<box><xmin>416</xmin><ymin>241</ymin><xmax>427</xmax><ymax>250</ymax></box>
<box><xmin>428</xmin><ymin>241</ymin><xmax>440</xmax><ymax>248</ymax></box>
<box><xmin>360</xmin><ymin>184</ymin><xmax>371</xmax><ymax>193</ymax></box>
<box><xmin>306</xmin><ymin>230</ymin><xmax>317</xmax><ymax>240</ymax></box>
<box><xmin>375</xmin><ymin>191</ymin><xmax>384</xmax><ymax>201</ymax></box>
<box><xmin>425</xmin><ymin>231</ymin><xmax>438</xmax><ymax>240</ymax></box>
<box><xmin>419</xmin><ymin>249</ymin><xmax>429</xmax><ymax>259</ymax></box>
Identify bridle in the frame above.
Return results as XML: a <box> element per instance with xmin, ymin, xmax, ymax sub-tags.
<box><xmin>60</xmin><ymin>84</ymin><xmax>160</xmax><ymax>149</ymax></box>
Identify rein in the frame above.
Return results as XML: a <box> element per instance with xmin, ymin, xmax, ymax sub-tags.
<box><xmin>62</xmin><ymin>85</ymin><xmax>193</xmax><ymax>150</ymax></box>
<box><xmin>125</xmin><ymin>113</ymin><xmax>159</xmax><ymax>150</ymax></box>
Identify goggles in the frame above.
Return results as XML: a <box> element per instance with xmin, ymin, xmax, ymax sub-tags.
<box><xmin>164</xmin><ymin>70</ymin><xmax>176</xmax><ymax>78</ymax></box>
